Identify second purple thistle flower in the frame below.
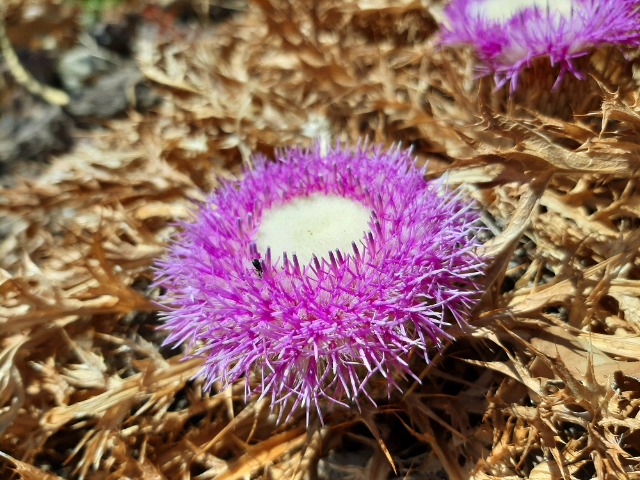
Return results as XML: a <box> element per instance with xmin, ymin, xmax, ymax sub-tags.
<box><xmin>155</xmin><ymin>143</ymin><xmax>485</xmax><ymax>421</ymax></box>
<box><xmin>440</xmin><ymin>0</ymin><xmax>640</xmax><ymax>90</ymax></box>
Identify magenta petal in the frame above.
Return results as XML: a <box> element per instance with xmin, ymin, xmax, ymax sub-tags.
<box><xmin>440</xmin><ymin>0</ymin><xmax>640</xmax><ymax>90</ymax></box>
<box><xmin>154</xmin><ymin>143</ymin><xmax>486</xmax><ymax>420</ymax></box>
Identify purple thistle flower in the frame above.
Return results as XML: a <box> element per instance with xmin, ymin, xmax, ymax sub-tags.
<box><xmin>154</xmin><ymin>143</ymin><xmax>485</xmax><ymax>422</ymax></box>
<box><xmin>440</xmin><ymin>0</ymin><xmax>640</xmax><ymax>90</ymax></box>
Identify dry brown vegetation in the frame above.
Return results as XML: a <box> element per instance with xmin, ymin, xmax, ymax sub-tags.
<box><xmin>2</xmin><ymin>0</ymin><xmax>640</xmax><ymax>478</ymax></box>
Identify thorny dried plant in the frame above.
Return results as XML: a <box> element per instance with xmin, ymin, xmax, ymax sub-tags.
<box><xmin>1</xmin><ymin>0</ymin><xmax>640</xmax><ymax>479</ymax></box>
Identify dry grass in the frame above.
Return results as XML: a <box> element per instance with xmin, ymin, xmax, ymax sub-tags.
<box><xmin>2</xmin><ymin>0</ymin><xmax>640</xmax><ymax>478</ymax></box>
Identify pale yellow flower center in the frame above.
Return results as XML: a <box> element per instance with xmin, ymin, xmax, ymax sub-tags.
<box><xmin>474</xmin><ymin>0</ymin><xmax>574</xmax><ymax>22</ymax></box>
<box><xmin>256</xmin><ymin>193</ymin><xmax>371</xmax><ymax>265</ymax></box>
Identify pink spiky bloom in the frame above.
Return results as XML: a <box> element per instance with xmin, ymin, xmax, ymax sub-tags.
<box><xmin>440</xmin><ymin>0</ymin><xmax>640</xmax><ymax>90</ymax></box>
<box><xmin>154</xmin><ymin>143</ymin><xmax>485</xmax><ymax>422</ymax></box>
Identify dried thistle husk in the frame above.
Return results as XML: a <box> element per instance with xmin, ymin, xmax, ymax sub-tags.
<box><xmin>1</xmin><ymin>1</ymin><xmax>640</xmax><ymax>479</ymax></box>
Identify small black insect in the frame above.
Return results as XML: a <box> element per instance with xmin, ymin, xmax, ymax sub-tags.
<box><xmin>252</xmin><ymin>259</ymin><xmax>263</xmax><ymax>278</ymax></box>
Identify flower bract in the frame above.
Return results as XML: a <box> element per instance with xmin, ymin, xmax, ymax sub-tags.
<box><xmin>154</xmin><ymin>143</ymin><xmax>485</xmax><ymax>421</ymax></box>
<box><xmin>440</xmin><ymin>0</ymin><xmax>640</xmax><ymax>90</ymax></box>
